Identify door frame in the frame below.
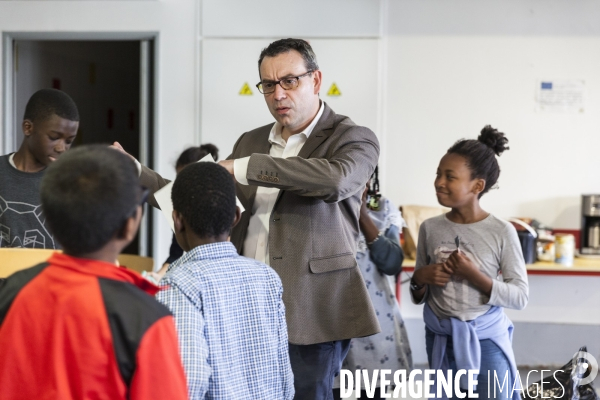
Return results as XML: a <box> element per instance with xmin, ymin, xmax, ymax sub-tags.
<box><xmin>1</xmin><ymin>31</ymin><xmax>158</xmax><ymax>257</ymax></box>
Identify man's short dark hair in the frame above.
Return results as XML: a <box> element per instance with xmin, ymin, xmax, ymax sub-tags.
<box><xmin>258</xmin><ymin>38</ymin><xmax>319</xmax><ymax>74</ymax></box>
<box><xmin>23</xmin><ymin>88</ymin><xmax>79</xmax><ymax>123</ymax></box>
<box><xmin>41</xmin><ymin>145</ymin><xmax>142</xmax><ymax>255</ymax></box>
<box><xmin>172</xmin><ymin>162</ymin><xmax>236</xmax><ymax>238</ymax></box>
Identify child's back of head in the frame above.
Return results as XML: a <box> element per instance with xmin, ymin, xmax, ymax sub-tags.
<box><xmin>172</xmin><ymin>162</ymin><xmax>236</xmax><ymax>239</ymax></box>
<box><xmin>40</xmin><ymin>145</ymin><xmax>143</xmax><ymax>255</ymax></box>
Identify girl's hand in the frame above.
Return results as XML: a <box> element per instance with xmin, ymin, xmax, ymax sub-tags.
<box><xmin>445</xmin><ymin>250</ymin><xmax>494</xmax><ymax>296</ymax></box>
<box><xmin>445</xmin><ymin>249</ymin><xmax>478</xmax><ymax>280</ymax></box>
<box><xmin>413</xmin><ymin>263</ymin><xmax>453</xmax><ymax>287</ymax></box>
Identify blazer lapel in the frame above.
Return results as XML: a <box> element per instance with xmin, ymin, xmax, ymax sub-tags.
<box><xmin>297</xmin><ymin>103</ymin><xmax>335</xmax><ymax>159</ymax></box>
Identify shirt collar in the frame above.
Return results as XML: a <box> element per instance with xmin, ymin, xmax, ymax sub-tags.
<box><xmin>174</xmin><ymin>241</ymin><xmax>239</xmax><ymax>265</ymax></box>
<box><xmin>268</xmin><ymin>101</ymin><xmax>325</xmax><ymax>146</ymax></box>
<box><xmin>8</xmin><ymin>153</ymin><xmax>16</xmax><ymax>169</ymax></box>
<box><xmin>48</xmin><ymin>252</ymin><xmax>161</xmax><ymax>296</ymax></box>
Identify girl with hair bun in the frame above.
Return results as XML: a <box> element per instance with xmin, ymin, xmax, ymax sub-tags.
<box><xmin>411</xmin><ymin>126</ymin><xmax>529</xmax><ymax>399</ymax></box>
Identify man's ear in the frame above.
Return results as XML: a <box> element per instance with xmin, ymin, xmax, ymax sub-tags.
<box><xmin>172</xmin><ymin>210</ymin><xmax>185</xmax><ymax>234</ymax></box>
<box><xmin>312</xmin><ymin>70</ymin><xmax>322</xmax><ymax>95</ymax></box>
<box><xmin>231</xmin><ymin>206</ymin><xmax>242</xmax><ymax>229</ymax></box>
<box><xmin>22</xmin><ymin>120</ymin><xmax>33</xmax><ymax>137</ymax></box>
<box><xmin>122</xmin><ymin>207</ymin><xmax>142</xmax><ymax>241</ymax></box>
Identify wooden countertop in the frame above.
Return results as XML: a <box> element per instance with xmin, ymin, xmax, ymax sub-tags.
<box><xmin>401</xmin><ymin>257</ymin><xmax>600</xmax><ymax>276</ymax></box>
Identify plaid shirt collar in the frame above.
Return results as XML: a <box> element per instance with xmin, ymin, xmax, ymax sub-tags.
<box><xmin>174</xmin><ymin>241</ymin><xmax>238</xmax><ymax>266</ymax></box>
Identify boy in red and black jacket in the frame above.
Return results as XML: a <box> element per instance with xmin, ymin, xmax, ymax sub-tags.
<box><xmin>0</xmin><ymin>145</ymin><xmax>188</xmax><ymax>400</ymax></box>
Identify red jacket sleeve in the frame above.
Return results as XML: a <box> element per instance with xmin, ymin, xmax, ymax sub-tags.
<box><xmin>129</xmin><ymin>315</ymin><xmax>188</xmax><ymax>400</ymax></box>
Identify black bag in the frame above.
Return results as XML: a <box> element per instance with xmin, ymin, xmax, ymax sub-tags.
<box><xmin>522</xmin><ymin>346</ymin><xmax>599</xmax><ymax>399</ymax></box>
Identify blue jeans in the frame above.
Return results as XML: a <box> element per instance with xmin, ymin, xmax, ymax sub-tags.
<box><xmin>289</xmin><ymin>340</ymin><xmax>351</xmax><ymax>400</ymax></box>
<box><xmin>425</xmin><ymin>327</ymin><xmax>512</xmax><ymax>399</ymax></box>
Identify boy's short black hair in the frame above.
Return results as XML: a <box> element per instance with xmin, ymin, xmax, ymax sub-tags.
<box><xmin>40</xmin><ymin>145</ymin><xmax>142</xmax><ymax>255</ymax></box>
<box><xmin>172</xmin><ymin>162</ymin><xmax>236</xmax><ymax>238</ymax></box>
<box><xmin>23</xmin><ymin>88</ymin><xmax>79</xmax><ymax>123</ymax></box>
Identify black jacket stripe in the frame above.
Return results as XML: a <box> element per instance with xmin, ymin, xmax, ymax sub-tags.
<box><xmin>0</xmin><ymin>263</ymin><xmax>49</xmax><ymax>326</ymax></box>
<box><xmin>98</xmin><ymin>278</ymin><xmax>171</xmax><ymax>388</ymax></box>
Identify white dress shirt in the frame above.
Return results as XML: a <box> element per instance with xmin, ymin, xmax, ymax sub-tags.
<box><xmin>233</xmin><ymin>102</ymin><xmax>325</xmax><ymax>264</ymax></box>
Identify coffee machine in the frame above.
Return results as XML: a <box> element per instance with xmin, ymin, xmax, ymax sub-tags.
<box><xmin>581</xmin><ymin>194</ymin><xmax>600</xmax><ymax>255</ymax></box>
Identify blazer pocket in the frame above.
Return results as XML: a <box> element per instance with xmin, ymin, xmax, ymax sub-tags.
<box><xmin>309</xmin><ymin>253</ymin><xmax>357</xmax><ymax>274</ymax></box>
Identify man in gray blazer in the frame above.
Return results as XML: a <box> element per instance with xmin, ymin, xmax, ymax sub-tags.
<box><xmin>130</xmin><ymin>38</ymin><xmax>381</xmax><ymax>399</ymax></box>
<box><xmin>216</xmin><ymin>38</ymin><xmax>380</xmax><ymax>399</ymax></box>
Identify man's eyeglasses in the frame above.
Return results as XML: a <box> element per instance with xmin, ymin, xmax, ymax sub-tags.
<box><xmin>256</xmin><ymin>71</ymin><xmax>313</xmax><ymax>94</ymax></box>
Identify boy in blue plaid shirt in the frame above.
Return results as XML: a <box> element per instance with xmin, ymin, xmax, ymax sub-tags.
<box><xmin>156</xmin><ymin>162</ymin><xmax>294</xmax><ymax>400</ymax></box>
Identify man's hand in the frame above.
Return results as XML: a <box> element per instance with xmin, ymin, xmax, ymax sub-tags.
<box><xmin>413</xmin><ymin>263</ymin><xmax>453</xmax><ymax>287</ymax></box>
<box><xmin>109</xmin><ymin>141</ymin><xmax>136</xmax><ymax>162</ymax></box>
<box><xmin>218</xmin><ymin>160</ymin><xmax>234</xmax><ymax>175</ymax></box>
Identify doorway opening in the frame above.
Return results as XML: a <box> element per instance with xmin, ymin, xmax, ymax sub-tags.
<box><xmin>4</xmin><ymin>38</ymin><xmax>155</xmax><ymax>257</ymax></box>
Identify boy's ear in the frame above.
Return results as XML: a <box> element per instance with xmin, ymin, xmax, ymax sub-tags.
<box><xmin>172</xmin><ymin>210</ymin><xmax>185</xmax><ymax>234</ymax></box>
<box><xmin>121</xmin><ymin>207</ymin><xmax>142</xmax><ymax>241</ymax></box>
<box><xmin>22</xmin><ymin>120</ymin><xmax>33</xmax><ymax>137</ymax></box>
<box><xmin>231</xmin><ymin>206</ymin><xmax>242</xmax><ymax>229</ymax></box>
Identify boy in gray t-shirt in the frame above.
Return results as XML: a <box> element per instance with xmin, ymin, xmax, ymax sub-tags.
<box><xmin>0</xmin><ymin>89</ymin><xmax>78</xmax><ymax>248</ymax></box>
<box><xmin>414</xmin><ymin>213</ymin><xmax>528</xmax><ymax>321</ymax></box>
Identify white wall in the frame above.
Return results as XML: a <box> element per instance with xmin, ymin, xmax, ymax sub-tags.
<box><xmin>385</xmin><ymin>36</ymin><xmax>600</xmax><ymax>229</ymax></box>
<box><xmin>383</xmin><ymin>1</ymin><xmax>600</xmax><ymax>230</ymax></box>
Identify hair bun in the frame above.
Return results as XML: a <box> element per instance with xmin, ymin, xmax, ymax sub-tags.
<box><xmin>478</xmin><ymin>125</ymin><xmax>509</xmax><ymax>156</ymax></box>
<box><xmin>199</xmin><ymin>143</ymin><xmax>219</xmax><ymax>161</ymax></box>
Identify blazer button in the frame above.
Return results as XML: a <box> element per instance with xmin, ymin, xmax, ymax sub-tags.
<box><xmin>257</xmin><ymin>174</ymin><xmax>263</xmax><ymax>180</ymax></box>
<box><xmin>273</xmin><ymin>177</ymin><xmax>280</xmax><ymax>183</ymax></box>
<box><xmin>263</xmin><ymin>176</ymin><xmax>269</xmax><ymax>182</ymax></box>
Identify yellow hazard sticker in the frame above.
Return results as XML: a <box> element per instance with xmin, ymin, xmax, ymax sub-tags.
<box><xmin>327</xmin><ymin>83</ymin><xmax>341</xmax><ymax>96</ymax></box>
<box><xmin>239</xmin><ymin>82</ymin><xmax>253</xmax><ymax>95</ymax></box>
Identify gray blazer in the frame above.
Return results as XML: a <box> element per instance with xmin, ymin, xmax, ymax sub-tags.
<box><xmin>227</xmin><ymin>103</ymin><xmax>380</xmax><ymax>344</ymax></box>
<box><xmin>140</xmin><ymin>103</ymin><xmax>381</xmax><ymax>344</ymax></box>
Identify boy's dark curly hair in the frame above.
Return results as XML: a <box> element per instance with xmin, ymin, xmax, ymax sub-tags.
<box><xmin>172</xmin><ymin>162</ymin><xmax>236</xmax><ymax>238</ymax></box>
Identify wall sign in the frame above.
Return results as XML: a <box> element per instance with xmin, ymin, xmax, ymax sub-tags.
<box><xmin>327</xmin><ymin>83</ymin><xmax>341</xmax><ymax>96</ymax></box>
<box><xmin>536</xmin><ymin>79</ymin><xmax>585</xmax><ymax>113</ymax></box>
<box><xmin>239</xmin><ymin>82</ymin><xmax>253</xmax><ymax>96</ymax></box>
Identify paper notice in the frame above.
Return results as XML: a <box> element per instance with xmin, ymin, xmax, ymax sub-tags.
<box><xmin>154</xmin><ymin>154</ymin><xmax>245</xmax><ymax>233</ymax></box>
<box><xmin>536</xmin><ymin>80</ymin><xmax>585</xmax><ymax>113</ymax></box>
